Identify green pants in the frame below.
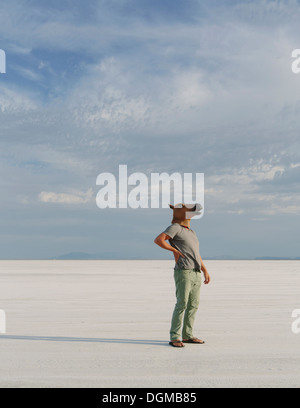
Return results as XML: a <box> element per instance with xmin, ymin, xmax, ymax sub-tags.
<box><xmin>170</xmin><ymin>269</ymin><xmax>202</xmax><ymax>341</ymax></box>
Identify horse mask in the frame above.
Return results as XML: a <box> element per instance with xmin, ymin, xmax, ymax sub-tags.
<box><xmin>169</xmin><ymin>203</ymin><xmax>203</xmax><ymax>224</ymax></box>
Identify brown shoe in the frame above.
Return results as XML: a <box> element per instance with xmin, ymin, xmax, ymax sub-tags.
<box><xmin>169</xmin><ymin>340</ymin><xmax>185</xmax><ymax>348</ymax></box>
<box><xmin>182</xmin><ymin>337</ymin><xmax>205</xmax><ymax>344</ymax></box>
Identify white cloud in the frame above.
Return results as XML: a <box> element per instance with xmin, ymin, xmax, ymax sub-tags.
<box><xmin>12</xmin><ymin>65</ymin><xmax>43</xmax><ymax>82</ymax></box>
<box><xmin>204</xmin><ymin>157</ymin><xmax>300</xmax><ymax>216</ymax></box>
<box><xmin>38</xmin><ymin>189</ymin><xmax>93</xmax><ymax>204</ymax></box>
<box><xmin>0</xmin><ymin>86</ymin><xmax>37</xmax><ymax>113</ymax></box>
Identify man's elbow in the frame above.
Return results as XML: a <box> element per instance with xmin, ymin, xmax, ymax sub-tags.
<box><xmin>154</xmin><ymin>235</ymin><xmax>162</xmax><ymax>245</ymax></box>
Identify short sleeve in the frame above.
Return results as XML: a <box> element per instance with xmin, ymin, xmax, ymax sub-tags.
<box><xmin>162</xmin><ymin>224</ymin><xmax>181</xmax><ymax>239</ymax></box>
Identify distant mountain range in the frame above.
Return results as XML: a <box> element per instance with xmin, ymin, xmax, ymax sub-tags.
<box><xmin>254</xmin><ymin>256</ymin><xmax>300</xmax><ymax>260</ymax></box>
<box><xmin>51</xmin><ymin>252</ymin><xmax>100</xmax><ymax>260</ymax></box>
<box><xmin>50</xmin><ymin>252</ymin><xmax>300</xmax><ymax>260</ymax></box>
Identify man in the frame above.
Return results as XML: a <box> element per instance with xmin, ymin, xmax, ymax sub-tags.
<box><xmin>154</xmin><ymin>203</ymin><xmax>210</xmax><ymax>348</ymax></box>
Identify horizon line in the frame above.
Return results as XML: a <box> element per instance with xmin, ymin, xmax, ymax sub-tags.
<box><xmin>0</xmin><ymin>257</ymin><xmax>300</xmax><ymax>261</ymax></box>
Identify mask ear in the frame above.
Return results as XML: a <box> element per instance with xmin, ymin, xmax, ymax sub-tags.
<box><xmin>169</xmin><ymin>204</ymin><xmax>175</xmax><ymax>209</ymax></box>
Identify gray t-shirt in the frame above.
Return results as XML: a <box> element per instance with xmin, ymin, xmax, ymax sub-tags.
<box><xmin>163</xmin><ymin>223</ymin><xmax>202</xmax><ymax>271</ymax></box>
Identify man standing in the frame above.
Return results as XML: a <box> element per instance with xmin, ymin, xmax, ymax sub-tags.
<box><xmin>154</xmin><ymin>204</ymin><xmax>210</xmax><ymax>348</ymax></box>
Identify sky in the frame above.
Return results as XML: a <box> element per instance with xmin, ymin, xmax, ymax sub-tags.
<box><xmin>1</xmin><ymin>0</ymin><xmax>300</xmax><ymax>259</ymax></box>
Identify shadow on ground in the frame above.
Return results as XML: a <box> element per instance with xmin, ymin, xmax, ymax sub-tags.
<box><xmin>0</xmin><ymin>335</ymin><xmax>168</xmax><ymax>346</ymax></box>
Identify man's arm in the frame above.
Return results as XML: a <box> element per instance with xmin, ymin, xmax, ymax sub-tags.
<box><xmin>199</xmin><ymin>254</ymin><xmax>210</xmax><ymax>284</ymax></box>
<box><xmin>154</xmin><ymin>233</ymin><xmax>185</xmax><ymax>263</ymax></box>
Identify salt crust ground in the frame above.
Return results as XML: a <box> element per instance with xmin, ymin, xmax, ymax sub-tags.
<box><xmin>0</xmin><ymin>260</ymin><xmax>299</xmax><ymax>388</ymax></box>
